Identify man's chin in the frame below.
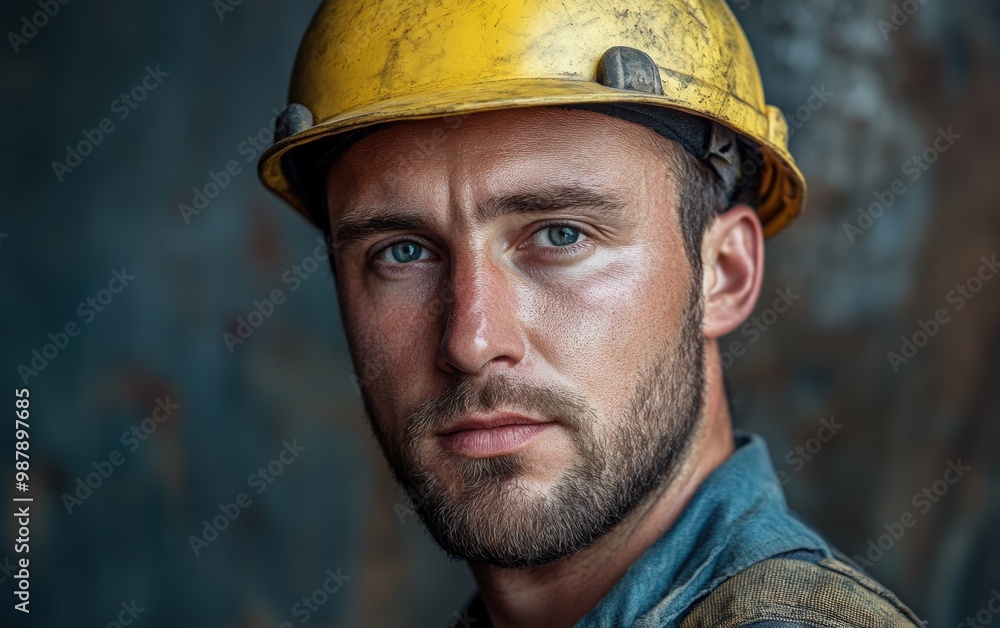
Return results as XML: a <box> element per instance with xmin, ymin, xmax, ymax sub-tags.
<box><xmin>402</xmin><ymin>464</ymin><xmax>618</xmax><ymax>570</ymax></box>
<box><xmin>418</xmin><ymin>497</ymin><xmax>593</xmax><ymax>570</ymax></box>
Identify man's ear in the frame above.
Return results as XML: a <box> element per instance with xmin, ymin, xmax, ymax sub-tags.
<box><xmin>700</xmin><ymin>204</ymin><xmax>764</xmax><ymax>339</ymax></box>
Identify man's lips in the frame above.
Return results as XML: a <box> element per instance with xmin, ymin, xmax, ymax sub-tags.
<box><xmin>437</xmin><ymin>412</ymin><xmax>549</xmax><ymax>435</ymax></box>
<box><xmin>436</xmin><ymin>413</ymin><xmax>556</xmax><ymax>457</ymax></box>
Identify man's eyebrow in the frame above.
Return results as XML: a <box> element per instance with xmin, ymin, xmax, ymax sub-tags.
<box><xmin>474</xmin><ymin>185</ymin><xmax>628</xmax><ymax>223</ymax></box>
<box><xmin>332</xmin><ymin>185</ymin><xmax>629</xmax><ymax>250</ymax></box>
<box><xmin>333</xmin><ymin>213</ymin><xmax>437</xmax><ymax>249</ymax></box>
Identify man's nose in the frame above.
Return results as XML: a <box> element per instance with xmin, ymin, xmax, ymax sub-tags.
<box><xmin>435</xmin><ymin>251</ymin><xmax>526</xmax><ymax>375</ymax></box>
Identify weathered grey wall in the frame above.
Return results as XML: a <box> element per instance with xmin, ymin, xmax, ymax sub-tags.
<box><xmin>1</xmin><ymin>0</ymin><xmax>997</xmax><ymax>626</ymax></box>
<box><xmin>732</xmin><ymin>2</ymin><xmax>1000</xmax><ymax>625</ymax></box>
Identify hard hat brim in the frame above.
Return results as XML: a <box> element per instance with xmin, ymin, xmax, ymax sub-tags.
<box><xmin>258</xmin><ymin>76</ymin><xmax>805</xmax><ymax>238</ymax></box>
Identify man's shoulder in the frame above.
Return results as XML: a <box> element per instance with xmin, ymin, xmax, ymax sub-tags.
<box><xmin>678</xmin><ymin>551</ymin><xmax>925</xmax><ymax>628</ymax></box>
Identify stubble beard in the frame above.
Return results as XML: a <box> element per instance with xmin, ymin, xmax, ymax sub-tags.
<box><xmin>360</xmin><ymin>282</ymin><xmax>706</xmax><ymax>569</ymax></box>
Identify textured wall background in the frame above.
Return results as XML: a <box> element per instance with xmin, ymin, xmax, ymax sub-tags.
<box><xmin>0</xmin><ymin>0</ymin><xmax>997</xmax><ymax>626</ymax></box>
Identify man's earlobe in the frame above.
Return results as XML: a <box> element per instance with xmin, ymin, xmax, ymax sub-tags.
<box><xmin>700</xmin><ymin>204</ymin><xmax>764</xmax><ymax>339</ymax></box>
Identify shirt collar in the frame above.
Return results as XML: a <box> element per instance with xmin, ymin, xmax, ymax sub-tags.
<box><xmin>577</xmin><ymin>430</ymin><xmax>833</xmax><ymax>626</ymax></box>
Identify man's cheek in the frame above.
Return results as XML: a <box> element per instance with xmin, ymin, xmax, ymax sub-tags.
<box><xmin>351</xmin><ymin>318</ymin><xmax>434</xmax><ymax>408</ymax></box>
<box><xmin>533</xmin><ymin>286</ymin><xmax>648</xmax><ymax>372</ymax></box>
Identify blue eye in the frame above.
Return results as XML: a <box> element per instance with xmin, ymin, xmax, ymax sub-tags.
<box><xmin>381</xmin><ymin>241</ymin><xmax>430</xmax><ymax>264</ymax></box>
<box><xmin>544</xmin><ymin>225</ymin><xmax>582</xmax><ymax>246</ymax></box>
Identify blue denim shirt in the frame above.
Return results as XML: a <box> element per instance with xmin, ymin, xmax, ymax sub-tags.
<box><xmin>575</xmin><ymin>430</ymin><xmax>834</xmax><ymax>627</ymax></box>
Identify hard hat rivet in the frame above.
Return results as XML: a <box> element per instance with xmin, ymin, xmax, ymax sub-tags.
<box><xmin>275</xmin><ymin>103</ymin><xmax>314</xmax><ymax>143</ymax></box>
<box><xmin>596</xmin><ymin>46</ymin><xmax>664</xmax><ymax>96</ymax></box>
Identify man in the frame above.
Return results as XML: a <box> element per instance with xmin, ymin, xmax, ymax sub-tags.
<box><xmin>258</xmin><ymin>0</ymin><xmax>924</xmax><ymax>625</ymax></box>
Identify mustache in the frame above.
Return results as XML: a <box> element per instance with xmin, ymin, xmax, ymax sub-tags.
<box><xmin>401</xmin><ymin>375</ymin><xmax>596</xmax><ymax>446</ymax></box>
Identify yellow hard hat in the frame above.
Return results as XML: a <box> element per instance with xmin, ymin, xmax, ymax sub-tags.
<box><xmin>258</xmin><ymin>0</ymin><xmax>805</xmax><ymax>238</ymax></box>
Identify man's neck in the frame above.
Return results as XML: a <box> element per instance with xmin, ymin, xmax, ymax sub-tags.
<box><xmin>468</xmin><ymin>378</ymin><xmax>736</xmax><ymax>628</ymax></box>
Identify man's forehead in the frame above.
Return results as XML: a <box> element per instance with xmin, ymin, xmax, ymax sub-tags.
<box><xmin>324</xmin><ymin>106</ymin><xmax>676</xmax><ymax>207</ymax></box>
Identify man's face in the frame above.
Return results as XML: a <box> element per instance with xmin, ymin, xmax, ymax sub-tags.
<box><xmin>326</xmin><ymin>107</ymin><xmax>707</xmax><ymax>568</ymax></box>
